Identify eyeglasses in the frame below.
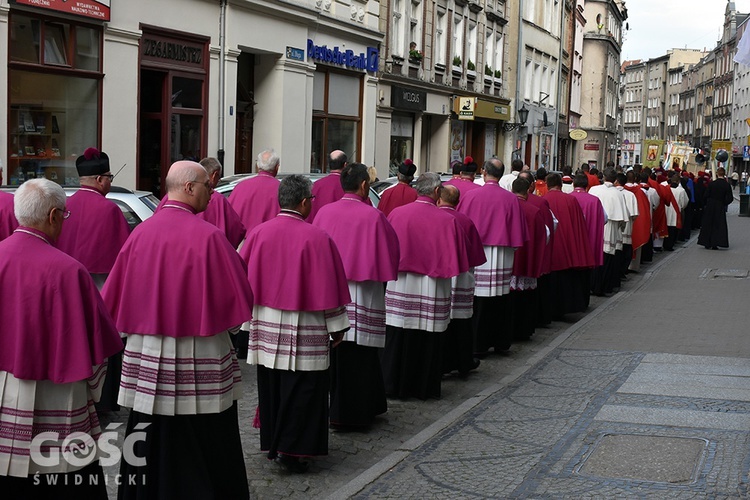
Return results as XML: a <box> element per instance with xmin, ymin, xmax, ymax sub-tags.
<box><xmin>191</xmin><ymin>179</ymin><xmax>212</xmax><ymax>190</ymax></box>
<box><xmin>99</xmin><ymin>174</ymin><xmax>115</xmax><ymax>181</ymax></box>
<box><xmin>53</xmin><ymin>208</ymin><xmax>71</xmax><ymax>219</ymax></box>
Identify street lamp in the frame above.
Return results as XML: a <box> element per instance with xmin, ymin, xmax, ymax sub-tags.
<box><xmin>503</xmin><ymin>104</ymin><xmax>529</xmax><ymax>132</ymax></box>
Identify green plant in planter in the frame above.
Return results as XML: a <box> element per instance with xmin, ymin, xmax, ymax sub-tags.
<box><xmin>467</xmin><ymin>59</ymin><xmax>475</xmax><ymax>71</ymax></box>
<box><xmin>453</xmin><ymin>55</ymin><xmax>462</xmax><ymax>67</ymax></box>
<box><xmin>485</xmin><ymin>64</ymin><xmax>493</xmax><ymax>76</ymax></box>
<box><xmin>494</xmin><ymin>69</ymin><xmax>502</xmax><ymax>79</ymax></box>
<box><xmin>409</xmin><ymin>49</ymin><xmax>423</xmax><ymax>61</ymax></box>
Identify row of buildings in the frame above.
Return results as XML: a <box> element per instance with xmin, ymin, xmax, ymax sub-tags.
<box><xmin>1</xmin><ymin>0</ymin><xmax>628</xmax><ymax>195</ymax></box>
<box><xmin>619</xmin><ymin>1</ymin><xmax>750</xmax><ymax>173</ymax></box>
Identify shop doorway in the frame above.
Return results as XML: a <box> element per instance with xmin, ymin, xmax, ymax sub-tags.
<box><xmin>234</xmin><ymin>52</ymin><xmax>255</xmax><ymax>174</ymax></box>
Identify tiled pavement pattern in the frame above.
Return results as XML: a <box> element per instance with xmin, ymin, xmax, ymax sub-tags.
<box><xmin>101</xmin><ymin>197</ymin><xmax>750</xmax><ymax>498</ymax></box>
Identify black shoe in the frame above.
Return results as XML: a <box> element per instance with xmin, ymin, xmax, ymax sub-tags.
<box><xmin>275</xmin><ymin>454</ymin><xmax>310</xmax><ymax>473</ymax></box>
<box><xmin>711</xmin><ymin>246</ymin><xmax>719</xmax><ymax>250</ymax></box>
<box><xmin>704</xmin><ymin>245</ymin><xmax>711</xmax><ymax>250</ymax></box>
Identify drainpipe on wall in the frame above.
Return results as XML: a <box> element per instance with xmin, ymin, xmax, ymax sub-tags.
<box><xmin>515</xmin><ymin>0</ymin><xmax>525</xmax><ymax>162</ymax></box>
<box><xmin>217</xmin><ymin>0</ymin><xmax>227</xmax><ymax>167</ymax></box>
<box><xmin>553</xmin><ymin>1</ymin><xmax>565</xmax><ymax>170</ymax></box>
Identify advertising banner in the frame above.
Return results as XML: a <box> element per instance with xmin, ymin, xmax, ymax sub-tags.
<box><xmin>13</xmin><ymin>0</ymin><xmax>111</xmax><ymax>21</ymax></box>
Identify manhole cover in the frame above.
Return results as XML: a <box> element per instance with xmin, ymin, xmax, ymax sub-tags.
<box><xmin>699</xmin><ymin>269</ymin><xmax>749</xmax><ymax>279</ymax></box>
<box><xmin>578</xmin><ymin>434</ymin><xmax>707</xmax><ymax>483</ymax></box>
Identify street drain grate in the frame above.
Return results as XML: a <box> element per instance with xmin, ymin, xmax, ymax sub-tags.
<box><xmin>699</xmin><ymin>268</ymin><xmax>749</xmax><ymax>280</ymax></box>
<box><xmin>578</xmin><ymin>434</ymin><xmax>707</xmax><ymax>484</ymax></box>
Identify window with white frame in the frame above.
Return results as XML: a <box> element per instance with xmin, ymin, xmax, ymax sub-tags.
<box><xmin>467</xmin><ymin>22</ymin><xmax>477</xmax><ymax>69</ymax></box>
<box><xmin>410</xmin><ymin>1</ymin><xmax>423</xmax><ymax>55</ymax></box>
<box><xmin>494</xmin><ymin>34</ymin><xmax>503</xmax><ymax>76</ymax></box>
<box><xmin>392</xmin><ymin>0</ymin><xmax>406</xmax><ymax>57</ymax></box>
<box><xmin>453</xmin><ymin>16</ymin><xmax>464</xmax><ymax>64</ymax></box>
<box><xmin>524</xmin><ymin>59</ymin><xmax>533</xmax><ymax>100</ymax></box>
<box><xmin>435</xmin><ymin>10</ymin><xmax>446</xmax><ymax>66</ymax></box>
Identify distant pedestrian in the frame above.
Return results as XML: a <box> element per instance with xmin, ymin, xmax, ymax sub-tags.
<box><xmin>730</xmin><ymin>170</ymin><xmax>739</xmax><ymax>189</ymax></box>
<box><xmin>698</xmin><ymin>167</ymin><xmax>734</xmax><ymax>249</ymax></box>
<box><xmin>228</xmin><ymin>148</ymin><xmax>281</xmax><ymax>233</ymax></box>
<box><xmin>242</xmin><ymin>174</ymin><xmax>351</xmax><ymax>472</ymax></box>
<box><xmin>313</xmin><ymin>163</ymin><xmax>400</xmax><ymax>428</ymax></box>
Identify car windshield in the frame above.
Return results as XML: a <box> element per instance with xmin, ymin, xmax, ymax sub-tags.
<box><xmin>139</xmin><ymin>194</ymin><xmax>160</xmax><ymax>212</ymax></box>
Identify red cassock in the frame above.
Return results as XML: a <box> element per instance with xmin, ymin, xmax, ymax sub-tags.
<box><xmin>526</xmin><ymin>193</ymin><xmax>555</xmax><ymax>275</ymax></box>
<box><xmin>543</xmin><ymin>190</ymin><xmax>595</xmax><ymax>270</ymax></box>
<box><xmin>648</xmin><ymin>178</ymin><xmax>679</xmax><ymax>236</ymax></box>
<box><xmin>624</xmin><ymin>185</ymin><xmax>652</xmax><ymax>250</ymax></box>
<box><xmin>378</xmin><ymin>182</ymin><xmax>418</xmax><ymax>218</ymax></box>
<box><xmin>586</xmin><ymin>173</ymin><xmax>601</xmax><ymax>190</ymax></box>
<box><xmin>513</xmin><ymin>199</ymin><xmax>547</xmax><ymax>278</ymax></box>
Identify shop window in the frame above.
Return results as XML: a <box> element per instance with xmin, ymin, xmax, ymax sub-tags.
<box><xmin>390</xmin><ymin>113</ymin><xmax>413</xmax><ymax>176</ymax></box>
<box><xmin>311</xmin><ymin>70</ymin><xmax>361</xmax><ymax>173</ymax></box>
<box><xmin>7</xmin><ymin>12</ymin><xmax>102</xmax><ymax>186</ymax></box>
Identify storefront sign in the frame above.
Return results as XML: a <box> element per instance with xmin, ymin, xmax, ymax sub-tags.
<box><xmin>569</xmin><ymin>129</ymin><xmax>587</xmax><ymax>141</ymax></box>
<box><xmin>286</xmin><ymin>47</ymin><xmax>305</xmax><ymax>62</ymax></box>
<box><xmin>391</xmin><ymin>86</ymin><xmax>426</xmax><ymax>111</ymax></box>
<box><xmin>583</xmin><ymin>143</ymin><xmax>599</xmax><ymax>151</ymax></box>
<box><xmin>307</xmin><ymin>40</ymin><xmax>379</xmax><ymax>72</ymax></box>
<box><xmin>142</xmin><ymin>35</ymin><xmax>204</xmax><ymax>68</ymax></box>
<box><xmin>457</xmin><ymin>97</ymin><xmax>475</xmax><ymax>120</ymax></box>
<box><xmin>14</xmin><ymin>0</ymin><xmax>111</xmax><ymax>21</ymax></box>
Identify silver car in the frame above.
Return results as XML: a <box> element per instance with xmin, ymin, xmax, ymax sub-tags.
<box><xmin>216</xmin><ymin>173</ymin><xmax>381</xmax><ymax>208</ymax></box>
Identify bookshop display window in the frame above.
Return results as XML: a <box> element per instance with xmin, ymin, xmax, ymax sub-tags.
<box><xmin>7</xmin><ymin>13</ymin><xmax>102</xmax><ymax>185</ymax></box>
<box><xmin>311</xmin><ymin>70</ymin><xmax>361</xmax><ymax>173</ymax></box>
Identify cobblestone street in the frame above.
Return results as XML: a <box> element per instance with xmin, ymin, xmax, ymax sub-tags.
<box><xmin>100</xmin><ymin>201</ymin><xmax>750</xmax><ymax>499</ymax></box>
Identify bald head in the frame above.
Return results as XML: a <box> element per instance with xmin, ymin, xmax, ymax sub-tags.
<box><xmin>518</xmin><ymin>171</ymin><xmax>535</xmax><ymax>193</ymax></box>
<box><xmin>439</xmin><ymin>184</ymin><xmax>460</xmax><ymax>207</ymax></box>
<box><xmin>166</xmin><ymin>161</ymin><xmax>206</xmax><ymax>193</ymax></box>
<box><xmin>329</xmin><ymin>150</ymin><xmax>348</xmax><ymax>171</ymax></box>
<box><xmin>165</xmin><ymin>161</ymin><xmax>212</xmax><ymax>212</ymax></box>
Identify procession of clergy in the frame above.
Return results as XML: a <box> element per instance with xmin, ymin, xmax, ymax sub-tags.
<box><xmin>0</xmin><ymin>146</ymin><xmax>732</xmax><ymax>499</ymax></box>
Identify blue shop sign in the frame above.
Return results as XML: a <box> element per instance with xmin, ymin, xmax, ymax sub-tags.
<box><xmin>307</xmin><ymin>39</ymin><xmax>379</xmax><ymax>72</ymax></box>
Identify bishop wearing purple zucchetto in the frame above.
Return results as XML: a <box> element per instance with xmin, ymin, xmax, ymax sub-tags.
<box><xmin>102</xmin><ymin>161</ymin><xmax>254</xmax><ymax>499</ymax></box>
<box><xmin>0</xmin><ymin>179</ymin><xmax>122</xmax><ymax>496</ymax></box>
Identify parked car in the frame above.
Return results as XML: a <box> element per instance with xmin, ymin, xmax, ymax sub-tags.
<box><xmin>1</xmin><ymin>184</ymin><xmax>158</xmax><ymax>231</ymax></box>
<box><xmin>216</xmin><ymin>173</ymin><xmax>381</xmax><ymax>208</ymax></box>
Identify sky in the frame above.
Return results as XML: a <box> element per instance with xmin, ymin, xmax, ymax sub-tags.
<box><xmin>620</xmin><ymin>0</ymin><xmax>750</xmax><ymax>62</ymax></box>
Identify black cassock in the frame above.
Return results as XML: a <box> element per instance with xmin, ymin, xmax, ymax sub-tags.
<box><xmin>698</xmin><ymin>178</ymin><xmax>733</xmax><ymax>248</ymax></box>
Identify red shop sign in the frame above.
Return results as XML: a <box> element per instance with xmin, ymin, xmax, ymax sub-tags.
<box><xmin>13</xmin><ymin>0</ymin><xmax>111</xmax><ymax>21</ymax></box>
<box><xmin>583</xmin><ymin>143</ymin><xmax>600</xmax><ymax>151</ymax></box>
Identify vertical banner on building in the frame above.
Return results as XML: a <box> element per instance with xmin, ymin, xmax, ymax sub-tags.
<box><xmin>642</xmin><ymin>140</ymin><xmax>664</xmax><ymax>169</ymax></box>
<box><xmin>450</xmin><ymin>120</ymin><xmax>465</xmax><ymax>163</ymax></box>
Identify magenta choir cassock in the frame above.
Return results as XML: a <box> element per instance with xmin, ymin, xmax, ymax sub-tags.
<box><xmin>55</xmin><ymin>186</ymin><xmax>130</xmax><ymax>274</ymax></box>
<box><xmin>308</xmin><ymin>171</ymin><xmax>344</xmax><ymax>221</ymax></box>
<box><xmin>228</xmin><ymin>170</ymin><xmax>280</xmax><ymax>233</ymax></box>
<box><xmin>0</xmin><ymin>227</ymin><xmax>123</xmax><ymax>496</ymax></box>
<box><xmin>241</xmin><ymin>209</ymin><xmax>351</xmax><ymax>459</ymax></box>
<box><xmin>157</xmin><ymin>190</ymin><xmax>246</xmax><ymax>249</ymax></box>
<box><xmin>101</xmin><ymin>200</ymin><xmax>254</xmax><ymax>500</ymax></box>
<box><xmin>0</xmin><ymin>192</ymin><xmax>18</xmax><ymax>241</ymax></box>
<box><xmin>314</xmin><ymin>192</ymin><xmax>400</xmax><ymax>427</ymax></box>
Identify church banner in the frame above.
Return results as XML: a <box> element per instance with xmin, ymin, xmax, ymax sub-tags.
<box><xmin>642</xmin><ymin>140</ymin><xmax>664</xmax><ymax>169</ymax></box>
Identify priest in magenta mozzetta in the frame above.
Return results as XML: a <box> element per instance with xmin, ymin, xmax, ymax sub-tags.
<box><xmin>313</xmin><ymin>162</ymin><xmax>400</xmax><ymax>428</ymax></box>
<box><xmin>382</xmin><ymin>172</ymin><xmax>470</xmax><ymax>400</ymax></box>
<box><xmin>102</xmin><ymin>161</ymin><xmax>254</xmax><ymax>499</ymax></box>
<box><xmin>457</xmin><ymin>158</ymin><xmax>528</xmax><ymax>355</ymax></box>
<box><xmin>436</xmin><ymin>184</ymin><xmax>486</xmax><ymax>375</ymax></box>
<box><xmin>0</xmin><ymin>179</ymin><xmax>122</xmax><ymax>497</ymax></box>
<box><xmin>308</xmin><ymin>149</ymin><xmax>347</xmax><ymax>222</ymax></box>
<box><xmin>228</xmin><ymin>148</ymin><xmax>281</xmax><ymax>234</ymax></box>
<box><xmin>241</xmin><ymin>174</ymin><xmax>351</xmax><ymax>473</ymax></box>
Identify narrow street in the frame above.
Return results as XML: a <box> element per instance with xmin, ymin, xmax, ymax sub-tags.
<box><xmin>102</xmin><ymin>200</ymin><xmax>750</xmax><ymax>499</ymax></box>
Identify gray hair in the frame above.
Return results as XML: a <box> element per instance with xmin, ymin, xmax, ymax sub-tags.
<box><xmin>278</xmin><ymin>174</ymin><xmax>312</xmax><ymax>209</ymax></box>
<box><xmin>14</xmin><ymin>179</ymin><xmax>67</xmax><ymax>226</ymax></box>
<box><xmin>415</xmin><ymin>172</ymin><xmax>441</xmax><ymax>196</ymax></box>
<box><xmin>257</xmin><ymin>149</ymin><xmax>280</xmax><ymax>172</ymax></box>
<box><xmin>199</xmin><ymin>157</ymin><xmax>222</xmax><ymax>175</ymax></box>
